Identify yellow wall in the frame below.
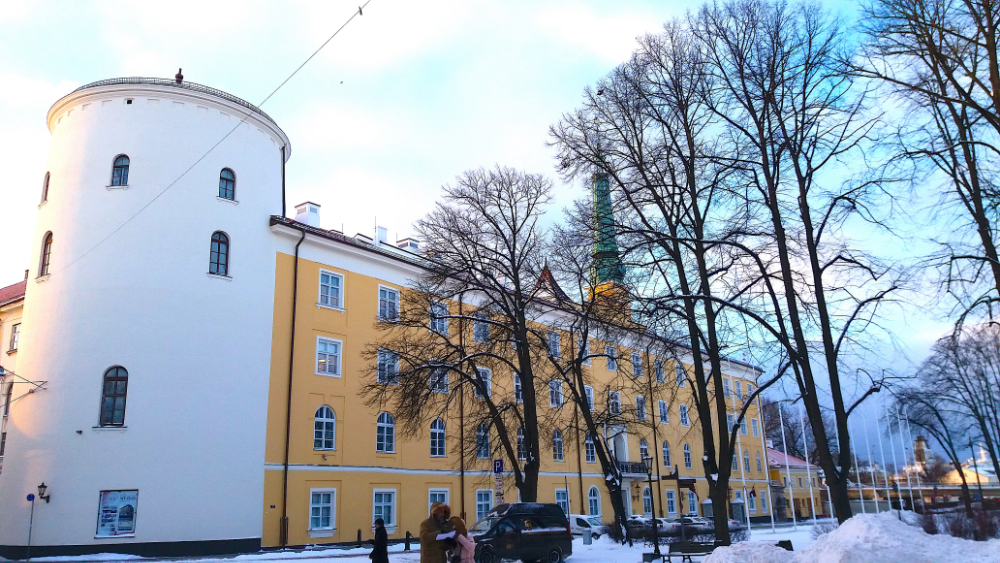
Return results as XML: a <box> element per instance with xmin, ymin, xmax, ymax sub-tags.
<box><xmin>264</xmin><ymin>250</ymin><xmax>767</xmax><ymax>546</ymax></box>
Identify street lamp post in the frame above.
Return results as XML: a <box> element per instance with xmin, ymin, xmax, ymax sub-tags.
<box><xmin>642</xmin><ymin>454</ymin><xmax>662</xmax><ymax>561</ymax></box>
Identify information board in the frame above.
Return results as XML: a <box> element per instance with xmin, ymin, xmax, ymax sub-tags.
<box><xmin>96</xmin><ymin>490</ymin><xmax>139</xmax><ymax>537</ymax></box>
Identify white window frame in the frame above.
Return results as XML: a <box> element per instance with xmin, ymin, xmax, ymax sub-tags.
<box><xmin>547</xmin><ymin>330</ymin><xmax>561</xmax><ymax>358</ymax></box>
<box><xmin>585</xmin><ymin>434</ymin><xmax>596</xmax><ymax>463</ymax></box>
<box><xmin>588</xmin><ymin>486</ymin><xmax>601</xmax><ymax>516</ymax></box>
<box><xmin>683</xmin><ymin>443</ymin><xmax>692</xmax><ymax>469</ymax></box>
<box><xmin>428</xmin><ymin>488</ymin><xmax>449</xmax><ymax>513</ymax></box>
<box><xmin>309</xmin><ymin>488</ymin><xmax>337</xmax><ymax>536</ymax></box>
<box><xmin>473</xmin><ymin>311</ymin><xmax>490</xmax><ymax>343</ymax></box>
<box><xmin>430</xmin><ymin>418</ymin><xmax>446</xmax><ymax>457</ymax></box>
<box><xmin>749</xmin><ymin>491</ymin><xmax>757</xmax><ymax>512</ymax></box>
<box><xmin>318</xmin><ymin>269</ymin><xmax>345</xmax><ymax>310</ymax></box>
<box><xmin>378</xmin><ymin>285</ymin><xmax>400</xmax><ymax>321</ymax></box>
<box><xmin>549</xmin><ymin>380</ymin><xmax>563</xmax><ymax>407</ymax></box>
<box><xmin>579</xmin><ymin>337</ymin><xmax>591</xmax><ymax>365</ymax></box>
<box><xmin>584</xmin><ymin>385</ymin><xmax>594</xmax><ymax>410</ymax></box>
<box><xmin>658</xmin><ymin>400</ymin><xmax>669</xmax><ymax>424</ymax></box>
<box><xmin>743</xmin><ymin>449</ymin><xmax>751</xmax><ymax>471</ymax></box>
<box><xmin>665</xmin><ymin>489</ymin><xmax>677</xmax><ymax>515</ymax></box>
<box><xmin>555</xmin><ymin>488</ymin><xmax>570</xmax><ymax>515</ymax></box>
<box><xmin>372</xmin><ymin>488</ymin><xmax>397</xmax><ymax>533</ymax></box>
<box><xmin>476</xmin><ymin>424</ymin><xmax>490</xmax><ymax>459</ymax></box>
<box><xmin>430</xmin><ymin>362</ymin><xmax>449</xmax><ymax>394</ymax></box>
<box><xmin>679</xmin><ymin>404</ymin><xmax>690</xmax><ymax>427</ymax></box>
<box><xmin>9</xmin><ymin>323</ymin><xmax>20</xmax><ymax>351</ymax></box>
<box><xmin>631</xmin><ymin>352</ymin><xmax>642</xmax><ymax>378</ymax></box>
<box><xmin>606</xmin><ymin>345</ymin><xmax>618</xmax><ymax>371</ymax></box>
<box><xmin>687</xmin><ymin>490</ymin><xmax>697</xmax><ymax>514</ymax></box>
<box><xmin>376</xmin><ymin>412</ymin><xmax>395</xmax><ymax>453</ymax></box>
<box><xmin>740</xmin><ymin>418</ymin><xmax>748</xmax><ymax>435</ymax></box>
<box><xmin>553</xmin><ymin>429</ymin><xmax>564</xmax><ymax>461</ymax></box>
<box><xmin>756</xmin><ymin>452</ymin><xmax>763</xmax><ymax>473</ymax></box>
<box><xmin>314</xmin><ymin>406</ymin><xmax>336</xmax><ymax>451</ymax></box>
<box><xmin>636</xmin><ymin>395</ymin><xmax>646</xmax><ymax>420</ymax></box>
<box><xmin>517</xmin><ymin>427</ymin><xmax>526</xmax><ymax>461</ymax></box>
<box><xmin>727</xmin><ymin>413</ymin><xmax>735</xmax><ymax>432</ymax></box>
<box><xmin>655</xmin><ymin>358</ymin><xmax>664</xmax><ymax>382</ymax></box>
<box><xmin>662</xmin><ymin>441</ymin><xmax>671</xmax><ymax>467</ymax></box>
<box><xmin>474</xmin><ymin>367</ymin><xmax>492</xmax><ymax>398</ymax></box>
<box><xmin>377</xmin><ymin>348</ymin><xmax>400</xmax><ymax>385</ymax></box>
<box><xmin>752</xmin><ymin>418</ymin><xmax>759</xmax><ymax>437</ymax></box>
<box><xmin>476</xmin><ymin>489</ymin><xmax>494</xmax><ymax>521</ymax></box>
<box><xmin>639</xmin><ymin>438</ymin><xmax>648</xmax><ymax>459</ymax></box>
<box><xmin>675</xmin><ymin>364</ymin><xmax>685</xmax><ymax>387</ymax></box>
<box><xmin>609</xmin><ymin>391</ymin><xmax>621</xmax><ymax>416</ymax></box>
<box><xmin>430</xmin><ymin>300</ymin><xmax>449</xmax><ymax>335</ymax></box>
<box><xmin>723</xmin><ymin>377</ymin><xmax>731</xmax><ymax>398</ymax></box>
<box><xmin>514</xmin><ymin>373</ymin><xmax>523</xmax><ymax>403</ymax></box>
<box><xmin>735</xmin><ymin>380</ymin><xmax>743</xmax><ymax>400</ymax></box>
<box><xmin>642</xmin><ymin>486</ymin><xmax>653</xmax><ymax>517</ymax></box>
<box><xmin>315</xmin><ymin>337</ymin><xmax>343</xmax><ymax>377</ymax></box>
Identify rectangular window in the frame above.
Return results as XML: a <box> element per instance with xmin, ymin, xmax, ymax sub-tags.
<box><xmin>96</xmin><ymin>490</ymin><xmax>139</xmax><ymax>537</ymax></box>
<box><xmin>316</xmin><ymin>337</ymin><xmax>342</xmax><ymax>376</ymax></box>
<box><xmin>555</xmin><ymin>489</ymin><xmax>569</xmax><ymax>515</ymax></box>
<box><xmin>635</xmin><ymin>396</ymin><xmax>646</xmax><ymax>420</ymax></box>
<box><xmin>658</xmin><ymin>400</ymin><xmax>669</xmax><ymax>424</ymax></box>
<box><xmin>606</xmin><ymin>346</ymin><xmax>618</xmax><ymax>371</ymax></box>
<box><xmin>585</xmin><ymin>436</ymin><xmax>596</xmax><ymax>463</ymax></box>
<box><xmin>679</xmin><ymin>404</ymin><xmax>689</xmax><ymax>427</ymax></box>
<box><xmin>549</xmin><ymin>380</ymin><xmax>563</xmax><ymax>407</ymax></box>
<box><xmin>584</xmin><ymin>385</ymin><xmax>594</xmax><ymax>410</ymax></box>
<box><xmin>373</xmin><ymin>490</ymin><xmax>396</xmax><ymax>529</ymax></box>
<box><xmin>474</xmin><ymin>367</ymin><xmax>492</xmax><ymax>398</ymax></box>
<box><xmin>631</xmin><ymin>353</ymin><xmax>642</xmax><ymax>378</ymax></box>
<box><xmin>3</xmin><ymin>383</ymin><xmax>12</xmax><ymax>417</ymax></box>
<box><xmin>547</xmin><ymin>330</ymin><xmax>561</xmax><ymax>358</ymax></box>
<box><xmin>378</xmin><ymin>286</ymin><xmax>399</xmax><ymax>320</ymax></box>
<box><xmin>751</xmin><ymin>418</ymin><xmax>759</xmax><ymax>437</ymax></box>
<box><xmin>655</xmin><ymin>359</ymin><xmax>664</xmax><ymax>382</ymax></box>
<box><xmin>735</xmin><ymin>381</ymin><xmax>743</xmax><ymax>400</ymax></box>
<box><xmin>579</xmin><ymin>337</ymin><xmax>591</xmax><ymax>365</ymax></box>
<box><xmin>609</xmin><ymin>392</ymin><xmax>621</xmax><ymax>416</ymax></box>
<box><xmin>430</xmin><ymin>362</ymin><xmax>449</xmax><ymax>394</ymax></box>
<box><xmin>798</xmin><ymin>477</ymin><xmax>803</xmax><ymax>488</ymax></box>
<box><xmin>727</xmin><ymin>413</ymin><xmax>735</xmax><ymax>432</ymax></box>
<box><xmin>310</xmin><ymin>489</ymin><xmax>336</xmax><ymax>531</ymax></box>
<box><xmin>377</xmin><ymin>349</ymin><xmax>399</xmax><ymax>384</ymax></box>
<box><xmin>688</xmin><ymin>491</ymin><xmax>697</xmax><ymax>514</ymax></box>
<box><xmin>319</xmin><ymin>270</ymin><xmax>344</xmax><ymax>309</ymax></box>
<box><xmin>429</xmin><ymin>489</ymin><xmax>449</xmax><ymax>513</ymax></box>
<box><xmin>740</xmin><ymin>418</ymin><xmax>748</xmax><ymax>435</ymax></box>
<box><xmin>675</xmin><ymin>364</ymin><xmax>685</xmax><ymax>386</ymax></box>
<box><xmin>0</xmin><ymin>431</ymin><xmax>6</xmax><ymax>457</ymax></box>
<box><xmin>473</xmin><ymin>312</ymin><xmax>490</xmax><ymax>343</ymax></box>
<box><xmin>747</xmin><ymin>384</ymin><xmax>755</xmax><ymax>398</ymax></box>
<box><xmin>430</xmin><ymin>301</ymin><xmax>449</xmax><ymax>335</ymax></box>
<box><xmin>9</xmin><ymin>323</ymin><xmax>20</xmax><ymax>351</ymax></box>
<box><xmin>761</xmin><ymin>491</ymin><xmax>767</xmax><ymax>510</ymax></box>
<box><xmin>666</xmin><ymin>490</ymin><xmax>676</xmax><ymax>515</ymax></box>
<box><xmin>723</xmin><ymin>377</ymin><xmax>731</xmax><ymax>398</ymax></box>
<box><xmin>476</xmin><ymin>490</ymin><xmax>493</xmax><ymax>521</ymax></box>
<box><xmin>514</xmin><ymin>374</ymin><xmax>522</xmax><ymax>403</ymax></box>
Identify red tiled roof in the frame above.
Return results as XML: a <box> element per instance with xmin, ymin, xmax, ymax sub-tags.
<box><xmin>0</xmin><ymin>280</ymin><xmax>27</xmax><ymax>307</ymax></box>
<box><xmin>767</xmin><ymin>447</ymin><xmax>817</xmax><ymax>469</ymax></box>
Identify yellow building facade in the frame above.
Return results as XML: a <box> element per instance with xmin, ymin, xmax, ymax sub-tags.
<box><xmin>766</xmin><ymin>448</ymin><xmax>827</xmax><ymax>520</ymax></box>
<box><xmin>262</xmin><ymin>217</ymin><xmax>770</xmax><ymax>547</ymax></box>
<box><xmin>0</xmin><ymin>273</ymin><xmax>26</xmax><ymax>475</ymax></box>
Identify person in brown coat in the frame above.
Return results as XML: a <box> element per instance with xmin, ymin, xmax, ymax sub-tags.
<box><xmin>419</xmin><ymin>502</ymin><xmax>455</xmax><ymax>563</ymax></box>
<box><xmin>449</xmin><ymin>516</ymin><xmax>477</xmax><ymax>563</ymax></box>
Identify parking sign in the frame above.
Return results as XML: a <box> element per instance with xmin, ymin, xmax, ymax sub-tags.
<box><xmin>494</xmin><ymin>459</ymin><xmax>504</xmax><ymax>474</ymax></box>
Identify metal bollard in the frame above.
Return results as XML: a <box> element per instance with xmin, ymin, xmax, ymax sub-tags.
<box><xmin>405</xmin><ymin>531</ymin><xmax>412</xmax><ymax>551</ymax></box>
<box><xmin>357</xmin><ymin>529</ymin><xmax>362</xmax><ymax>547</ymax></box>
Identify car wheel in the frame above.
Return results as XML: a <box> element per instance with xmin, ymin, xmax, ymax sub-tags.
<box><xmin>592</xmin><ymin>532</ymin><xmax>601</xmax><ymax>540</ymax></box>
<box><xmin>479</xmin><ymin>548</ymin><xmax>495</xmax><ymax>563</ymax></box>
<box><xmin>546</xmin><ymin>547</ymin><xmax>563</xmax><ymax>563</ymax></box>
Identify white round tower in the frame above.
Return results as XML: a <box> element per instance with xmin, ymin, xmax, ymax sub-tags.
<box><xmin>0</xmin><ymin>77</ymin><xmax>290</xmax><ymax>557</ymax></box>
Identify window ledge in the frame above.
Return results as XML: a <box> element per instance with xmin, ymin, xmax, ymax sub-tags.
<box><xmin>92</xmin><ymin>426</ymin><xmax>127</xmax><ymax>431</ymax></box>
<box><xmin>6</xmin><ymin>349</ymin><xmax>16</xmax><ymax>355</ymax></box>
<box><xmin>95</xmin><ymin>535</ymin><xmax>135</xmax><ymax>539</ymax></box>
<box><xmin>315</xmin><ymin>371</ymin><xmax>342</xmax><ymax>378</ymax></box>
<box><xmin>317</xmin><ymin>303</ymin><xmax>346</xmax><ymax>313</ymax></box>
<box><xmin>35</xmin><ymin>274</ymin><xmax>50</xmax><ymax>283</ymax></box>
<box><xmin>207</xmin><ymin>273</ymin><xmax>232</xmax><ymax>281</ymax></box>
<box><xmin>106</xmin><ymin>185</ymin><xmax>130</xmax><ymax>190</ymax></box>
<box><xmin>308</xmin><ymin>528</ymin><xmax>336</xmax><ymax>538</ymax></box>
<box><xmin>217</xmin><ymin>196</ymin><xmax>239</xmax><ymax>205</ymax></box>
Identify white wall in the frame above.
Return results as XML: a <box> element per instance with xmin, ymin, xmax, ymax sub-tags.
<box><xmin>0</xmin><ymin>81</ymin><xmax>290</xmax><ymax>549</ymax></box>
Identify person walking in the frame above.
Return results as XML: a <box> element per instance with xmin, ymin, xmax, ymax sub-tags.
<box><xmin>449</xmin><ymin>515</ymin><xmax>476</xmax><ymax>563</ymax></box>
<box><xmin>420</xmin><ymin>502</ymin><xmax>455</xmax><ymax>563</ymax></box>
<box><xmin>369</xmin><ymin>518</ymin><xmax>389</xmax><ymax>563</ymax></box>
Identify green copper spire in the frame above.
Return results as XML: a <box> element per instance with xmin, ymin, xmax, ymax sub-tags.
<box><xmin>592</xmin><ymin>172</ymin><xmax>625</xmax><ymax>285</ymax></box>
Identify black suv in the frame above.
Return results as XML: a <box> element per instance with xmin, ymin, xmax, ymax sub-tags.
<box><xmin>468</xmin><ymin>503</ymin><xmax>573</xmax><ymax>563</ymax></box>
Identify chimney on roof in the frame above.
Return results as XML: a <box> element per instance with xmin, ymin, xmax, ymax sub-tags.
<box><xmin>397</xmin><ymin>237</ymin><xmax>420</xmax><ymax>252</ymax></box>
<box><xmin>24</xmin><ymin>269</ymin><xmax>29</xmax><ymax>281</ymax></box>
<box><xmin>375</xmin><ymin>226</ymin><xmax>388</xmax><ymax>246</ymax></box>
<box><xmin>766</xmin><ymin>439</ymin><xmax>774</xmax><ymax>448</ymax></box>
<box><xmin>175</xmin><ymin>68</ymin><xmax>184</xmax><ymax>84</ymax></box>
<box><xmin>294</xmin><ymin>202</ymin><xmax>321</xmax><ymax>228</ymax></box>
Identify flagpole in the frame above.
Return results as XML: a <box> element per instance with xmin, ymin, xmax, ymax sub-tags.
<box><xmin>828</xmin><ymin>414</ymin><xmax>837</xmax><ymax>519</ymax></box>
<box><xmin>850</xmin><ymin>421</ymin><xmax>866</xmax><ymax>514</ymax></box>
<box><xmin>874</xmin><ymin>405</ymin><xmax>891</xmax><ymax>511</ymax></box>
<box><xmin>903</xmin><ymin>407</ymin><xmax>925</xmax><ymax>510</ymax></box>
<box><xmin>778</xmin><ymin>403</ymin><xmax>797</xmax><ymax>530</ymax></box>
<box><xmin>896</xmin><ymin>406</ymin><xmax>915</xmax><ymax>511</ymax></box>
<box><xmin>799</xmin><ymin>408</ymin><xmax>818</xmax><ymax>524</ymax></box>
<box><xmin>861</xmin><ymin>409</ymin><xmax>880</xmax><ymax>513</ymax></box>
<box><xmin>756</xmin><ymin>393</ymin><xmax>775</xmax><ymax>532</ymax></box>
<box><xmin>885</xmin><ymin>405</ymin><xmax>902</xmax><ymax>513</ymax></box>
<box><xmin>730</xmin><ymin>385</ymin><xmax>750</xmax><ymax>536</ymax></box>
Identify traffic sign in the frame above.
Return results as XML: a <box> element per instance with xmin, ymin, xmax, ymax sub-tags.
<box><xmin>494</xmin><ymin>459</ymin><xmax>504</xmax><ymax>474</ymax></box>
<box><xmin>26</xmin><ymin>494</ymin><xmax>35</xmax><ymax>501</ymax></box>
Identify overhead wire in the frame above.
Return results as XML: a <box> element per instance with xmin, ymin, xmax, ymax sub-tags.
<box><xmin>53</xmin><ymin>1</ymin><xmax>373</xmax><ymax>276</ymax></box>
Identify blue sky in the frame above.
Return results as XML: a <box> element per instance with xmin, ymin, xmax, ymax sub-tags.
<box><xmin>0</xmin><ymin>1</ymin><xmax>956</xmax><ymax>460</ymax></box>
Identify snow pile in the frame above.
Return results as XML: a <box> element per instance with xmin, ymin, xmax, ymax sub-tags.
<box><xmin>707</xmin><ymin>511</ymin><xmax>1000</xmax><ymax>563</ymax></box>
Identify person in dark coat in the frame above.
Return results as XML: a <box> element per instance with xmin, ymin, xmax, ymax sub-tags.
<box><xmin>370</xmin><ymin>518</ymin><xmax>389</xmax><ymax>563</ymax></box>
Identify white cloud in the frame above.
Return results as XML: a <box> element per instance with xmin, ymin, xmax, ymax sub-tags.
<box><xmin>533</xmin><ymin>5</ymin><xmax>662</xmax><ymax>63</ymax></box>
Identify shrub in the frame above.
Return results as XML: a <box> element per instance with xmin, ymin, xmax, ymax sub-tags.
<box><xmin>811</xmin><ymin>521</ymin><xmax>838</xmax><ymax>539</ymax></box>
<box><xmin>973</xmin><ymin>510</ymin><xmax>998</xmax><ymax>539</ymax></box>
<box><xmin>921</xmin><ymin>512</ymin><xmax>938</xmax><ymax>535</ymax></box>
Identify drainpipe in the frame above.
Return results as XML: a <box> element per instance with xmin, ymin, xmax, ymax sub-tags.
<box><xmin>280</xmin><ymin>146</ymin><xmax>287</xmax><ymax>218</ymax></box>
<box><xmin>280</xmin><ymin>227</ymin><xmax>307</xmax><ymax>546</ymax></box>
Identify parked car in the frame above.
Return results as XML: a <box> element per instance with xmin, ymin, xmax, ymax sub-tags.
<box><xmin>676</xmin><ymin>516</ymin><xmax>713</xmax><ymax>534</ymax></box>
<box><xmin>569</xmin><ymin>514</ymin><xmax>609</xmax><ymax>539</ymax></box>
<box><xmin>624</xmin><ymin>515</ymin><xmax>652</xmax><ymax>537</ymax></box>
<box><xmin>469</xmin><ymin>503</ymin><xmax>573</xmax><ymax>563</ymax></box>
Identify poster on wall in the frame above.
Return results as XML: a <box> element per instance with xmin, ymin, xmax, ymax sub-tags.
<box><xmin>96</xmin><ymin>490</ymin><xmax>139</xmax><ymax>537</ymax></box>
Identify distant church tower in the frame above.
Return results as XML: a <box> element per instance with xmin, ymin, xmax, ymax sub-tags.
<box><xmin>914</xmin><ymin>435</ymin><xmax>928</xmax><ymax>471</ymax></box>
<box><xmin>0</xmin><ymin>77</ymin><xmax>290</xmax><ymax>557</ymax></box>
<box><xmin>589</xmin><ymin>173</ymin><xmax>630</xmax><ymax>320</ymax></box>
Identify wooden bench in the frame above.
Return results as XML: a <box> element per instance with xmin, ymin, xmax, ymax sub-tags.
<box><xmin>664</xmin><ymin>541</ymin><xmax>719</xmax><ymax>562</ymax></box>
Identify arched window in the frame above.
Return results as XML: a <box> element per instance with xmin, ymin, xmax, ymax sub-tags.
<box><xmin>756</xmin><ymin>452</ymin><xmax>763</xmax><ymax>473</ymax></box>
<box><xmin>662</xmin><ymin>441</ymin><xmax>671</xmax><ymax>467</ymax></box>
<box><xmin>111</xmin><ymin>155</ymin><xmax>130</xmax><ymax>186</ymax></box>
<box><xmin>585</xmin><ymin>433</ymin><xmax>596</xmax><ymax>463</ymax></box>
<box><xmin>376</xmin><ymin>412</ymin><xmax>395</xmax><ymax>453</ymax></box>
<box><xmin>517</xmin><ymin>427</ymin><xmax>525</xmax><ymax>460</ymax></box>
<box><xmin>41</xmin><ymin>172</ymin><xmax>50</xmax><ymax>203</ymax></box>
<box><xmin>430</xmin><ymin>418</ymin><xmax>446</xmax><ymax>457</ymax></box>
<box><xmin>639</xmin><ymin>438</ymin><xmax>648</xmax><ymax>459</ymax></box>
<box><xmin>209</xmin><ymin>231</ymin><xmax>230</xmax><ymax>276</ymax></box>
<box><xmin>314</xmin><ymin>406</ymin><xmax>336</xmax><ymax>450</ymax></box>
<box><xmin>683</xmin><ymin>443</ymin><xmax>692</xmax><ymax>469</ymax></box>
<box><xmin>553</xmin><ymin>429</ymin><xmax>564</xmax><ymax>461</ymax></box>
<box><xmin>476</xmin><ymin>423</ymin><xmax>490</xmax><ymax>459</ymax></box>
<box><xmin>743</xmin><ymin>449</ymin><xmax>751</xmax><ymax>472</ymax></box>
<box><xmin>39</xmin><ymin>232</ymin><xmax>53</xmax><ymax>276</ymax></box>
<box><xmin>219</xmin><ymin>168</ymin><xmax>235</xmax><ymax>200</ymax></box>
<box><xmin>99</xmin><ymin>366</ymin><xmax>128</xmax><ymax>426</ymax></box>
<box><xmin>588</xmin><ymin>486</ymin><xmax>601</xmax><ymax>516</ymax></box>
<box><xmin>642</xmin><ymin>487</ymin><xmax>653</xmax><ymax>516</ymax></box>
